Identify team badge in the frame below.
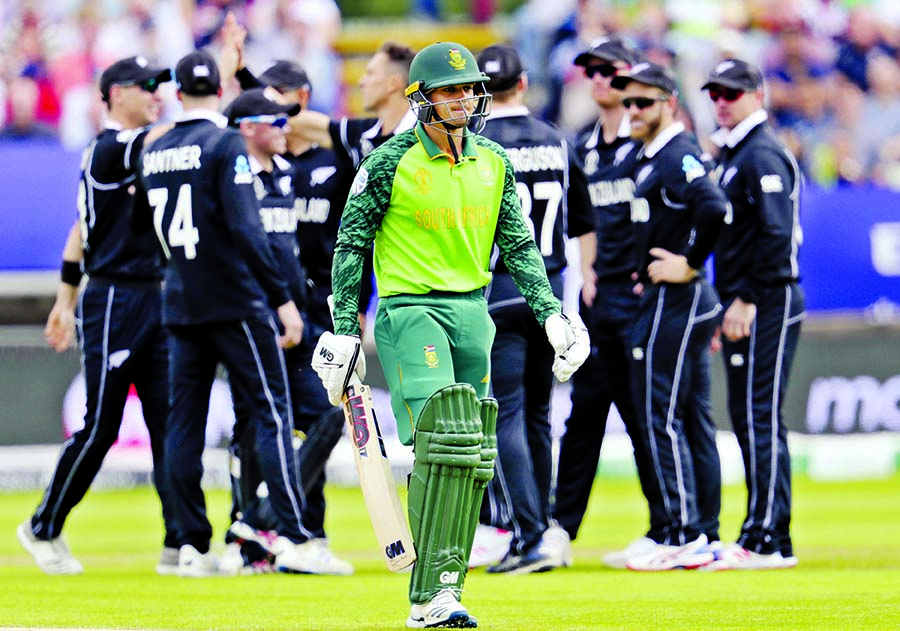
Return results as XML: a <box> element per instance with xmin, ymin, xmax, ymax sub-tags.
<box><xmin>479</xmin><ymin>165</ymin><xmax>495</xmax><ymax>187</ymax></box>
<box><xmin>730</xmin><ymin>353</ymin><xmax>745</xmax><ymax>367</ymax></box>
<box><xmin>424</xmin><ymin>345</ymin><xmax>439</xmax><ymax>368</ymax></box>
<box><xmin>234</xmin><ymin>154</ymin><xmax>253</xmax><ymax>184</ymax></box>
<box><xmin>414</xmin><ymin>168</ymin><xmax>432</xmax><ymax>195</ymax></box>
<box><xmin>351</xmin><ymin>166</ymin><xmax>368</xmax><ymax>196</ymax></box>
<box><xmin>583</xmin><ymin>150</ymin><xmax>598</xmax><ymax>175</ymax></box>
<box><xmin>448</xmin><ymin>49</ymin><xmax>467</xmax><ymax>70</ymax></box>
<box><xmin>682</xmin><ymin>154</ymin><xmax>705</xmax><ymax>183</ymax></box>
<box><xmin>760</xmin><ymin>174</ymin><xmax>783</xmax><ymax>193</ymax></box>
<box><xmin>278</xmin><ymin>175</ymin><xmax>292</xmax><ymax>196</ymax></box>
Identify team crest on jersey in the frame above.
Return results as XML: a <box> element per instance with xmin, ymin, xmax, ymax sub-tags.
<box><xmin>448</xmin><ymin>49</ymin><xmax>466</xmax><ymax>70</ymax></box>
<box><xmin>278</xmin><ymin>175</ymin><xmax>292</xmax><ymax>196</ymax></box>
<box><xmin>414</xmin><ymin>168</ymin><xmax>432</xmax><ymax>195</ymax></box>
<box><xmin>583</xmin><ymin>150</ymin><xmax>598</xmax><ymax>175</ymax></box>
<box><xmin>424</xmin><ymin>345</ymin><xmax>439</xmax><ymax>368</ymax></box>
<box><xmin>760</xmin><ymin>174</ymin><xmax>783</xmax><ymax>192</ymax></box>
<box><xmin>350</xmin><ymin>166</ymin><xmax>368</xmax><ymax>196</ymax></box>
<box><xmin>682</xmin><ymin>154</ymin><xmax>705</xmax><ymax>183</ymax></box>
<box><xmin>614</xmin><ymin>142</ymin><xmax>635</xmax><ymax>167</ymax></box>
<box><xmin>479</xmin><ymin>165</ymin><xmax>496</xmax><ymax>187</ymax></box>
<box><xmin>234</xmin><ymin>155</ymin><xmax>253</xmax><ymax>184</ymax></box>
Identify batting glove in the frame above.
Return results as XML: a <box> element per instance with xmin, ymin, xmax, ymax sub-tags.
<box><xmin>311</xmin><ymin>332</ymin><xmax>366</xmax><ymax>406</ymax></box>
<box><xmin>544</xmin><ymin>312</ymin><xmax>590</xmax><ymax>382</ymax></box>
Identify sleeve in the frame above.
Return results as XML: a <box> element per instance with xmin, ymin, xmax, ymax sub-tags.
<box><xmin>564</xmin><ymin>146</ymin><xmax>596</xmax><ymax>238</ymax></box>
<box><xmin>328</xmin><ymin>118</ymin><xmax>355</xmax><ymax>165</ymax></box>
<box><xmin>737</xmin><ymin>147</ymin><xmax>798</xmax><ymax>303</ymax></box>
<box><xmin>131</xmin><ymin>164</ymin><xmax>153</xmax><ymax>235</ymax></box>
<box><xmin>669</xmin><ymin>150</ymin><xmax>728</xmax><ymax>270</ymax></box>
<box><xmin>331</xmin><ymin>153</ymin><xmax>391</xmax><ymax>335</ymax></box>
<box><xmin>217</xmin><ymin>132</ymin><xmax>291</xmax><ymax>307</ymax></box>
<box><xmin>493</xmin><ymin>150</ymin><xmax>561</xmax><ymax>325</ymax></box>
<box><xmin>235</xmin><ymin>67</ymin><xmax>263</xmax><ymax>91</ymax></box>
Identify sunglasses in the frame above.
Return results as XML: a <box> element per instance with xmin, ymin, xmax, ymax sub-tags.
<box><xmin>708</xmin><ymin>86</ymin><xmax>744</xmax><ymax>103</ymax></box>
<box><xmin>621</xmin><ymin>95</ymin><xmax>670</xmax><ymax>110</ymax></box>
<box><xmin>117</xmin><ymin>78</ymin><xmax>161</xmax><ymax>94</ymax></box>
<box><xmin>584</xmin><ymin>64</ymin><xmax>618</xmax><ymax>79</ymax></box>
<box><xmin>235</xmin><ymin>115</ymin><xmax>289</xmax><ymax>127</ymax></box>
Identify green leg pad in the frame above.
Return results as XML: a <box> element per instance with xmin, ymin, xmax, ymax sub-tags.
<box><xmin>408</xmin><ymin>384</ymin><xmax>483</xmax><ymax>604</ymax></box>
<box><xmin>463</xmin><ymin>397</ymin><xmax>498</xmax><ymax>567</ymax></box>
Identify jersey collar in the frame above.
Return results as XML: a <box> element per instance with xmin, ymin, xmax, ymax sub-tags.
<box><xmin>710</xmin><ymin>109</ymin><xmax>767</xmax><ymax>148</ymax></box>
<box><xmin>415</xmin><ymin>121</ymin><xmax>479</xmax><ymax>161</ymax></box>
<box><xmin>486</xmin><ymin>104</ymin><xmax>529</xmax><ymax>120</ymax></box>
<box><xmin>175</xmin><ymin>109</ymin><xmax>228</xmax><ymax>129</ymax></box>
<box><xmin>585</xmin><ymin>114</ymin><xmax>631</xmax><ymax>149</ymax></box>
<box><xmin>643</xmin><ymin>121</ymin><xmax>685</xmax><ymax>158</ymax></box>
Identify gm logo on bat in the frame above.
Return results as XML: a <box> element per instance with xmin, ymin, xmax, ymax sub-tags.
<box><xmin>349</xmin><ymin>393</ymin><xmax>371</xmax><ymax>456</ymax></box>
<box><xmin>385</xmin><ymin>539</ymin><xmax>407</xmax><ymax>559</ymax></box>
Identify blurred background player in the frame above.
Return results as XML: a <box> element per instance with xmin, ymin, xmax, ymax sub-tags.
<box><xmin>313</xmin><ymin>42</ymin><xmax>589</xmax><ymax>628</ymax></box>
<box><xmin>17</xmin><ymin>56</ymin><xmax>179</xmax><ymax>576</ymax></box>
<box><xmin>609</xmin><ymin>62</ymin><xmax>727</xmax><ymax>571</ymax></box>
<box><xmin>135</xmin><ymin>50</ymin><xmax>316</xmax><ymax>577</ymax></box>
<box><xmin>701</xmin><ymin>59</ymin><xmax>805</xmax><ymax>571</ymax></box>
<box><xmin>473</xmin><ymin>43</ymin><xmax>595</xmax><ymax>575</ymax></box>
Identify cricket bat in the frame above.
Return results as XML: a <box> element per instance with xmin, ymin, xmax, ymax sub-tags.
<box><xmin>328</xmin><ymin>296</ymin><xmax>416</xmax><ymax>572</ymax></box>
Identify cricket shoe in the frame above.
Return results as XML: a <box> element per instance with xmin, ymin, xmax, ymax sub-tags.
<box><xmin>603</xmin><ymin>536</ymin><xmax>660</xmax><ymax>569</ymax></box>
<box><xmin>626</xmin><ymin>534</ymin><xmax>716</xmax><ymax>571</ymax></box>
<box><xmin>177</xmin><ymin>544</ymin><xmax>222</xmax><ymax>577</ymax></box>
<box><xmin>16</xmin><ymin>520</ymin><xmax>83</xmax><ymax>575</ymax></box>
<box><xmin>272</xmin><ymin>536</ymin><xmax>352</xmax><ymax>575</ymax></box>
<box><xmin>539</xmin><ymin>521</ymin><xmax>573</xmax><ymax>568</ymax></box>
<box><xmin>156</xmin><ymin>546</ymin><xmax>180</xmax><ymax>575</ymax></box>
<box><xmin>309</xmin><ymin>538</ymin><xmax>354</xmax><ymax>575</ymax></box>
<box><xmin>486</xmin><ymin>548</ymin><xmax>556</xmax><ymax>575</ymax></box>
<box><xmin>407</xmin><ymin>588</ymin><xmax>478</xmax><ymax>628</ymax></box>
<box><xmin>468</xmin><ymin>524</ymin><xmax>511</xmax><ymax>568</ymax></box>
<box><xmin>701</xmin><ymin>543</ymin><xmax>799</xmax><ymax>571</ymax></box>
<box><xmin>225</xmin><ymin>520</ymin><xmax>278</xmax><ymax>564</ymax></box>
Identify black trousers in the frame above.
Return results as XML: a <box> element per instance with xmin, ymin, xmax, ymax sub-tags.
<box><xmin>32</xmin><ymin>279</ymin><xmax>177</xmax><ymax>548</ymax></box>
<box><xmin>722</xmin><ymin>283</ymin><xmax>804</xmax><ymax>556</ymax></box>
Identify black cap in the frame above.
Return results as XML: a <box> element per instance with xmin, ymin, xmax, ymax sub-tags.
<box><xmin>259</xmin><ymin>60</ymin><xmax>312</xmax><ymax>91</ymax></box>
<box><xmin>224</xmin><ymin>88</ymin><xmax>302</xmax><ymax>126</ymax></box>
<box><xmin>610</xmin><ymin>61</ymin><xmax>678</xmax><ymax>94</ymax></box>
<box><xmin>477</xmin><ymin>44</ymin><xmax>524</xmax><ymax>93</ymax></box>
<box><xmin>175</xmin><ymin>50</ymin><xmax>221</xmax><ymax>97</ymax></box>
<box><xmin>701</xmin><ymin>58</ymin><xmax>763</xmax><ymax>91</ymax></box>
<box><xmin>99</xmin><ymin>56</ymin><xmax>172</xmax><ymax>101</ymax></box>
<box><xmin>574</xmin><ymin>35</ymin><xmax>638</xmax><ymax>67</ymax></box>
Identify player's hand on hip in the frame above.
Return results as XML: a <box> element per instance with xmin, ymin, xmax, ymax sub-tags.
<box><xmin>311</xmin><ymin>331</ymin><xmax>364</xmax><ymax>406</ymax></box>
<box><xmin>647</xmin><ymin>247</ymin><xmax>698</xmax><ymax>284</ymax></box>
<box><xmin>544</xmin><ymin>312</ymin><xmax>591</xmax><ymax>382</ymax></box>
<box><xmin>277</xmin><ymin>301</ymin><xmax>304</xmax><ymax>349</ymax></box>
<box><xmin>722</xmin><ymin>298</ymin><xmax>756</xmax><ymax>342</ymax></box>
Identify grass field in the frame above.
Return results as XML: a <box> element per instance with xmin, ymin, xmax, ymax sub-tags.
<box><xmin>1</xmin><ymin>475</ymin><xmax>898</xmax><ymax>630</ymax></box>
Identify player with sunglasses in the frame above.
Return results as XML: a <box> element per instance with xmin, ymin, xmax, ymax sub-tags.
<box><xmin>700</xmin><ymin>59</ymin><xmax>804</xmax><ymax>571</ymax></box>
<box><xmin>610</xmin><ymin>61</ymin><xmax>729</xmax><ymax>571</ymax></box>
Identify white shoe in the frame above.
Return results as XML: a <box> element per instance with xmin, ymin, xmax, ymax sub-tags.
<box><xmin>603</xmin><ymin>536</ymin><xmax>659</xmax><ymax>569</ymax></box>
<box><xmin>539</xmin><ymin>522</ymin><xmax>573</xmax><ymax>568</ymax></box>
<box><xmin>156</xmin><ymin>546</ymin><xmax>180</xmax><ymax>576</ymax></box>
<box><xmin>468</xmin><ymin>524</ymin><xmax>511</xmax><ymax>568</ymax></box>
<box><xmin>626</xmin><ymin>534</ymin><xmax>715</xmax><ymax>571</ymax></box>
<box><xmin>407</xmin><ymin>588</ymin><xmax>477</xmax><ymax>628</ymax></box>
<box><xmin>310</xmin><ymin>538</ymin><xmax>354</xmax><ymax>575</ymax></box>
<box><xmin>272</xmin><ymin>536</ymin><xmax>351</xmax><ymax>575</ymax></box>
<box><xmin>17</xmin><ymin>520</ymin><xmax>83</xmax><ymax>575</ymax></box>
<box><xmin>701</xmin><ymin>542</ymin><xmax>799</xmax><ymax>571</ymax></box>
<box><xmin>218</xmin><ymin>542</ymin><xmax>247</xmax><ymax>576</ymax></box>
<box><xmin>177</xmin><ymin>544</ymin><xmax>221</xmax><ymax>577</ymax></box>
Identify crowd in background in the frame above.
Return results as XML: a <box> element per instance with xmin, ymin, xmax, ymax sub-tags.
<box><xmin>3</xmin><ymin>0</ymin><xmax>900</xmax><ymax>189</ymax></box>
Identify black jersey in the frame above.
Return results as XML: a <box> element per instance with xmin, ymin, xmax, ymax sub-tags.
<box><xmin>480</xmin><ymin>107</ymin><xmax>595</xmax><ymax>297</ymax></box>
<box><xmin>327</xmin><ymin>110</ymin><xmax>418</xmax><ymax>169</ymax></box>
<box><xmin>78</xmin><ymin>125</ymin><xmax>162</xmax><ymax>280</ymax></box>
<box><xmin>574</xmin><ymin>117</ymin><xmax>643</xmax><ymax>281</ymax></box>
<box><xmin>631</xmin><ymin>123</ymin><xmax>728</xmax><ymax>283</ymax></box>
<box><xmin>712</xmin><ymin>113</ymin><xmax>802</xmax><ymax>303</ymax></box>
<box><xmin>137</xmin><ymin>111</ymin><xmax>290</xmax><ymax>326</ymax></box>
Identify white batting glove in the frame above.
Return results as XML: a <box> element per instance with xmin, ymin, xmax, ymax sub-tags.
<box><xmin>311</xmin><ymin>332</ymin><xmax>365</xmax><ymax>406</ymax></box>
<box><xmin>544</xmin><ymin>312</ymin><xmax>591</xmax><ymax>382</ymax></box>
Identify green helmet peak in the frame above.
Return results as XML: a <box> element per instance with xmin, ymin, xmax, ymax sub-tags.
<box><xmin>405</xmin><ymin>42</ymin><xmax>489</xmax><ymax>95</ymax></box>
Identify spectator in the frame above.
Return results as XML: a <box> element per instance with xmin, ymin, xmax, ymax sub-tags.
<box><xmin>834</xmin><ymin>5</ymin><xmax>896</xmax><ymax>92</ymax></box>
<box><xmin>0</xmin><ymin>74</ymin><xmax>57</xmax><ymax>141</ymax></box>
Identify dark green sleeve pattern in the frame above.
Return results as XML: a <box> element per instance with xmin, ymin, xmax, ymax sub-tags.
<box><xmin>477</xmin><ymin>136</ymin><xmax>561</xmax><ymax>325</ymax></box>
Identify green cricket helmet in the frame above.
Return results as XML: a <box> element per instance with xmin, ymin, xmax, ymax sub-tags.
<box><xmin>405</xmin><ymin>42</ymin><xmax>492</xmax><ymax>131</ymax></box>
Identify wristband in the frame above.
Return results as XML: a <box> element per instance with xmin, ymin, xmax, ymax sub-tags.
<box><xmin>60</xmin><ymin>260</ymin><xmax>83</xmax><ymax>287</ymax></box>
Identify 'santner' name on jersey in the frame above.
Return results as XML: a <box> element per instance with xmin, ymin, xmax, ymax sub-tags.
<box><xmin>142</xmin><ymin>145</ymin><xmax>202</xmax><ymax>176</ymax></box>
<box><xmin>505</xmin><ymin>145</ymin><xmax>566</xmax><ymax>173</ymax></box>
<box><xmin>589</xmin><ymin>178</ymin><xmax>635</xmax><ymax>207</ymax></box>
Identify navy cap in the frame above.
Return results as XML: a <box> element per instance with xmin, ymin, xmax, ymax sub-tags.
<box><xmin>701</xmin><ymin>58</ymin><xmax>763</xmax><ymax>91</ymax></box>
<box><xmin>610</xmin><ymin>61</ymin><xmax>678</xmax><ymax>94</ymax></box>
<box><xmin>99</xmin><ymin>56</ymin><xmax>172</xmax><ymax>101</ymax></box>
<box><xmin>477</xmin><ymin>44</ymin><xmax>524</xmax><ymax>93</ymax></box>
<box><xmin>175</xmin><ymin>50</ymin><xmax>221</xmax><ymax>97</ymax></box>
<box><xmin>224</xmin><ymin>88</ymin><xmax>302</xmax><ymax>126</ymax></box>
<box><xmin>574</xmin><ymin>35</ymin><xmax>639</xmax><ymax>67</ymax></box>
<box><xmin>259</xmin><ymin>60</ymin><xmax>312</xmax><ymax>91</ymax></box>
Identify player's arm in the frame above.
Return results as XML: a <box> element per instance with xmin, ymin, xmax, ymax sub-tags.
<box><xmin>45</xmin><ymin>222</ymin><xmax>83</xmax><ymax>353</ymax></box>
<box><xmin>682</xmin><ymin>153</ymin><xmax>728</xmax><ymax>271</ymax></box>
<box><xmin>291</xmin><ymin>110</ymin><xmax>335</xmax><ymax>149</ymax></box>
<box><xmin>565</xmin><ymin>149</ymin><xmax>600</xmax><ymax>304</ymax></box>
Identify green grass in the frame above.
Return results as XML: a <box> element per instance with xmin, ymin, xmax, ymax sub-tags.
<box><xmin>1</xmin><ymin>475</ymin><xmax>899</xmax><ymax>630</ymax></box>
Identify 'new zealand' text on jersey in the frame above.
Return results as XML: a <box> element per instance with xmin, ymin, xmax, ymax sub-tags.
<box><xmin>78</xmin><ymin>125</ymin><xmax>162</xmax><ymax>280</ymax></box>
<box><xmin>712</xmin><ymin>111</ymin><xmax>802</xmax><ymax>303</ymax></box>
<box><xmin>575</xmin><ymin>117</ymin><xmax>642</xmax><ymax>280</ymax></box>
<box><xmin>137</xmin><ymin>111</ymin><xmax>290</xmax><ymax>326</ymax></box>
<box><xmin>331</xmin><ymin>123</ymin><xmax>560</xmax><ymax>336</ymax></box>
<box><xmin>631</xmin><ymin>123</ymin><xmax>728</xmax><ymax>283</ymax></box>
<box><xmin>328</xmin><ymin>110</ymin><xmax>418</xmax><ymax>169</ymax></box>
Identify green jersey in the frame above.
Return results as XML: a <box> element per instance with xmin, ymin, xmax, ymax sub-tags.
<box><xmin>332</xmin><ymin>122</ymin><xmax>560</xmax><ymax>336</ymax></box>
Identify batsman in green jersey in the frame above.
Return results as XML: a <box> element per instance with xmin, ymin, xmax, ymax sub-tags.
<box><xmin>312</xmin><ymin>42</ymin><xmax>590</xmax><ymax>629</ymax></box>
